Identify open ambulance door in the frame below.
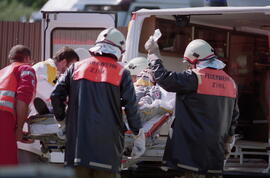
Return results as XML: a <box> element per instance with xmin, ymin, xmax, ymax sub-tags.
<box><xmin>41</xmin><ymin>11</ymin><xmax>116</xmax><ymax>60</ymax></box>
<box><xmin>124</xmin><ymin>6</ymin><xmax>270</xmax><ymax>175</ymax></box>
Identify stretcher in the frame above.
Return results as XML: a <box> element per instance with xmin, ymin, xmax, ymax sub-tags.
<box><xmin>27</xmin><ymin>112</ymin><xmax>173</xmax><ymax>165</ymax></box>
<box><xmin>28</xmin><ymin>111</ymin><xmax>270</xmax><ymax>174</ymax></box>
<box><xmin>27</xmin><ymin>114</ymin><xmax>65</xmax><ymax>162</ymax></box>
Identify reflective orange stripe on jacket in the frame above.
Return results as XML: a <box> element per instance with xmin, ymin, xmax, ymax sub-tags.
<box><xmin>0</xmin><ymin>62</ymin><xmax>26</xmax><ymax>114</ymax></box>
<box><xmin>192</xmin><ymin>68</ymin><xmax>237</xmax><ymax>98</ymax></box>
<box><xmin>73</xmin><ymin>56</ymin><xmax>124</xmax><ymax>86</ymax></box>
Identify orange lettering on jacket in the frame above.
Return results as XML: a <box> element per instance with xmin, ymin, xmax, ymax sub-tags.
<box><xmin>193</xmin><ymin>68</ymin><xmax>237</xmax><ymax>98</ymax></box>
<box><xmin>73</xmin><ymin>56</ymin><xmax>123</xmax><ymax>86</ymax></box>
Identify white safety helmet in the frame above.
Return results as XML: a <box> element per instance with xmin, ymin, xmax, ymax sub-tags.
<box><xmin>125</xmin><ymin>57</ymin><xmax>148</xmax><ymax>76</ymax></box>
<box><xmin>96</xmin><ymin>27</ymin><xmax>125</xmax><ymax>53</ymax></box>
<box><xmin>183</xmin><ymin>39</ymin><xmax>215</xmax><ymax>64</ymax></box>
<box><xmin>89</xmin><ymin>28</ymin><xmax>125</xmax><ymax>60</ymax></box>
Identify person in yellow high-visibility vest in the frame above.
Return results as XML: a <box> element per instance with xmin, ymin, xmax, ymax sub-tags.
<box><xmin>30</xmin><ymin>47</ymin><xmax>79</xmax><ymax>116</ymax></box>
<box><xmin>17</xmin><ymin>46</ymin><xmax>79</xmax><ymax>164</ymax></box>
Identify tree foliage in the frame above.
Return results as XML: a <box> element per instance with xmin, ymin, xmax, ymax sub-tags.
<box><xmin>0</xmin><ymin>0</ymin><xmax>47</xmax><ymax>21</ymax></box>
<box><xmin>19</xmin><ymin>0</ymin><xmax>48</xmax><ymax>9</ymax></box>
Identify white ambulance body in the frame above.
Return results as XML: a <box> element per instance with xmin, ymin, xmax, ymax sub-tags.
<box><xmin>123</xmin><ymin>6</ymin><xmax>270</xmax><ymax>175</ymax></box>
<box><xmin>39</xmin><ymin>6</ymin><xmax>270</xmax><ymax>175</ymax></box>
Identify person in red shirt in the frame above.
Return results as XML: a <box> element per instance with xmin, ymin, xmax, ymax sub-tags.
<box><xmin>0</xmin><ymin>44</ymin><xmax>36</xmax><ymax>165</ymax></box>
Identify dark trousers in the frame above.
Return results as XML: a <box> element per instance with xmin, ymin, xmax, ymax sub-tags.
<box><xmin>18</xmin><ymin>149</ymin><xmax>46</xmax><ymax>163</ymax></box>
<box><xmin>74</xmin><ymin>166</ymin><xmax>120</xmax><ymax>178</ymax></box>
<box><xmin>185</xmin><ymin>172</ymin><xmax>222</xmax><ymax>178</ymax></box>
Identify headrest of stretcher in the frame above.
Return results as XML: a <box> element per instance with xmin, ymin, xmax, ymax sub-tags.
<box><xmin>125</xmin><ymin>113</ymin><xmax>170</xmax><ymax>137</ymax></box>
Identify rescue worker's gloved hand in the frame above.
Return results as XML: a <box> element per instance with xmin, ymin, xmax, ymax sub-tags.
<box><xmin>58</xmin><ymin>119</ymin><xmax>65</xmax><ymax>128</ymax></box>
<box><xmin>57</xmin><ymin>125</ymin><xmax>66</xmax><ymax>140</ymax></box>
<box><xmin>57</xmin><ymin>119</ymin><xmax>66</xmax><ymax>140</ymax></box>
<box><xmin>224</xmin><ymin>135</ymin><xmax>236</xmax><ymax>159</ymax></box>
<box><xmin>131</xmin><ymin>129</ymin><xmax>146</xmax><ymax>159</ymax></box>
<box><xmin>144</xmin><ymin>36</ymin><xmax>160</xmax><ymax>61</ymax></box>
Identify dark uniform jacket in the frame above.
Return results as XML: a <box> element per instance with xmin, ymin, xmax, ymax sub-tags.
<box><xmin>51</xmin><ymin>56</ymin><xmax>142</xmax><ymax>173</ymax></box>
<box><xmin>150</xmin><ymin>59</ymin><xmax>239</xmax><ymax>174</ymax></box>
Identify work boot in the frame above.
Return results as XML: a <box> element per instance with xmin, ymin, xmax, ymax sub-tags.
<box><xmin>34</xmin><ymin>97</ymin><xmax>50</xmax><ymax>115</ymax></box>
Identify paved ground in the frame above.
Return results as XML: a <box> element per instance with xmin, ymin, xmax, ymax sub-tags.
<box><xmin>121</xmin><ymin>161</ymin><xmax>270</xmax><ymax>178</ymax></box>
<box><xmin>121</xmin><ymin>170</ymin><xmax>270</xmax><ymax>178</ymax></box>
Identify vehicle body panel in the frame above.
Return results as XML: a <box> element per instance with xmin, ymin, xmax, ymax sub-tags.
<box><xmin>41</xmin><ymin>11</ymin><xmax>116</xmax><ymax>60</ymax></box>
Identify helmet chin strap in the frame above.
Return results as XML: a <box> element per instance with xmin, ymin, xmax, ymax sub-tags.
<box><xmin>183</xmin><ymin>57</ymin><xmax>198</xmax><ymax>65</ymax></box>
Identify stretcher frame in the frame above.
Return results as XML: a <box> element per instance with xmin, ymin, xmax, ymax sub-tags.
<box><xmin>225</xmin><ymin>139</ymin><xmax>270</xmax><ymax>174</ymax></box>
<box><xmin>122</xmin><ymin>113</ymin><xmax>171</xmax><ymax>169</ymax></box>
<box><xmin>27</xmin><ymin>113</ymin><xmax>172</xmax><ymax>165</ymax></box>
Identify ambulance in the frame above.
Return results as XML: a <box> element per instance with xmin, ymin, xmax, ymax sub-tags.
<box><xmin>38</xmin><ymin>6</ymin><xmax>270</xmax><ymax>176</ymax></box>
<box><xmin>123</xmin><ymin>6</ymin><xmax>270</xmax><ymax>176</ymax></box>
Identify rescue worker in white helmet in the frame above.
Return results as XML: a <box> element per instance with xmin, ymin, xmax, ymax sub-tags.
<box><xmin>145</xmin><ymin>37</ymin><xmax>239</xmax><ymax>178</ymax></box>
<box><xmin>125</xmin><ymin>56</ymin><xmax>149</xmax><ymax>82</ymax></box>
<box><xmin>125</xmin><ymin>56</ymin><xmax>156</xmax><ymax>101</ymax></box>
<box><xmin>51</xmin><ymin>28</ymin><xmax>145</xmax><ymax>178</ymax></box>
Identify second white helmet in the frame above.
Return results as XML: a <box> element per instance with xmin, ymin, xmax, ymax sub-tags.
<box><xmin>183</xmin><ymin>39</ymin><xmax>215</xmax><ymax>64</ymax></box>
<box><xmin>125</xmin><ymin>57</ymin><xmax>148</xmax><ymax>76</ymax></box>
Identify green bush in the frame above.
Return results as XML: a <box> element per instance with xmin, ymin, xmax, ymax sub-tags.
<box><xmin>0</xmin><ymin>0</ymin><xmax>47</xmax><ymax>21</ymax></box>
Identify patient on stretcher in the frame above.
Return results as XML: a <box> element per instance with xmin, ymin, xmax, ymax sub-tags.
<box><xmin>123</xmin><ymin>67</ymin><xmax>175</xmax><ymax>139</ymax></box>
<box><xmin>134</xmin><ymin>67</ymin><xmax>175</xmax><ymax>123</ymax></box>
